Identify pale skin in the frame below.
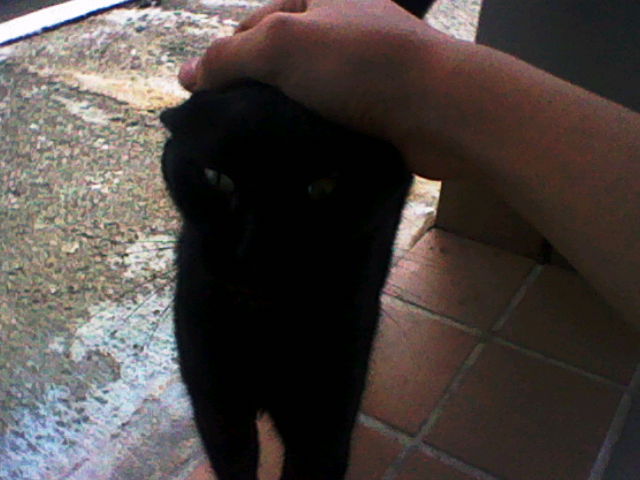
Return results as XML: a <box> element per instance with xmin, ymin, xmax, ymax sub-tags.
<box><xmin>178</xmin><ymin>0</ymin><xmax>640</xmax><ymax>326</ymax></box>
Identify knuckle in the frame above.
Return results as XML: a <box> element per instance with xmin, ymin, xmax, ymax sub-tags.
<box><xmin>197</xmin><ymin>36</ymin><xmax>238</xmax><ymax>89</ymax></box>
<box><xmin>203</xmin><ymin>36</ymin><xmax>230</xmax><ymax>64</ymax></box>
<box><xmin>254</xmin><ymin>13</ymin><xmax>297</xmax><ymax>80</ymax></box>
<box><xmin>261</xmin><ymin>12</ymin><xmax>295</xmax><ymax>41</ymax></box>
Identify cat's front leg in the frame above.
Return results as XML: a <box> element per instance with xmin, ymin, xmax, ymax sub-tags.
<box><xmin>270</xmin><ymin>390</ymin><xmax>354</xmax><ymax>480</ymax></box>
<box><xmin>188</xmin><ymin>389</ymin><xmax>260</xmax><ymax>480</ymax></box>
<box><xmin>174</xmin><ymin>289</ymin><xmax>260</xmax><ymax>478</ymax></box>
<box><xmin>176</xmin><ymin>323</ymin><xmax>260</xmax><ymax>480</ymax></box>
<box><xmin>267</xmin><ymin>338</ymin><xmax>368</xmax><ymax>480</ymax></box>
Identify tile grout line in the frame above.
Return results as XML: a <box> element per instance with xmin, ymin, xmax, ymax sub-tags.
<box><xmin>490</xmin><ymin>263</ymin><xmax>543</xmax><ymax>333</ymax></box>
<box><xmin>358</xmin><ymin>413</ymin><xmax>417</xmax><ymax>480</ymax></box>
<box><xmin>487</xmin><ymin>260</ymin><xmax>628</xmax><ymax>394</ymax></box>
<box><xmin>377</xmin><ymin>343</ymin><xmax>489</xmax><ymax>480</ymax></box>
<box><xmin>492</xmin><ymin>337</ymin><xmax>628</xmax><ymax>393</ymax></box>
<box><xmin>379</xmin><ymin>254</ymin><xmax>635</xmax><ymax>479</ymax></box>
<box><xmin>417</xmin><ymin>343</ymin><xmax>485</xmax><ymax>438</ymax></box>
<box><xmin>588</xmin><ymin>393</ymin><xmax>633</xmax><ymax>480</ymax></box>
<box><xmin>366</xmin><ymin>360</ymin><xmax>640</xmax><ymax>480</ymax></box>
<box><xmin>358</xmin><ymin>412</ymin><xmax>414</xmax><ymax>447</ymax></box>
<box><xmin>589</xmin><ymin>363</ymin><xmax>640</xmax><ymax>479</ymax></box>
<box><xmin>382</xmin><ymin>293</ymin><xmax>485</xmax><ymax>338</ymax></box>
<box><xmin>631</xmin><ymin>361</ymin><xmax>640</xmax><ymax>394</ymax></box>
<box><xmin>376</xmin><ymin>266</ymin><xmax>547</xmax><ymax>480</ymax></box>
<box><xmin>384</xmin><ymin>261</ymin><xmax>543</xmax><ymax>340</ymax></box>
<box><xmin>416</xmin><ymin>443</ymin><xmax>505</xmax><ymax>480</ymax></box>
<box><xmin>386</xmin><ymin>274</ymin><xmax>632</xmax><ymax>393</ymax></box>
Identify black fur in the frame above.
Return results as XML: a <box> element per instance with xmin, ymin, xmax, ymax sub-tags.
<box><xmin>160</xmin><ymin>3</ymin><xmax>434</xmax><ymax>479</ymax></box>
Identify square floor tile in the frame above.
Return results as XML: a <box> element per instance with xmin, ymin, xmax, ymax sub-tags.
<box><xmin>499</xmin><ymin>266</ymin><xmax>640</xmax><ymax>384</ymax></box>
<box><xmin>395</xmin><ymin>449</ymin><xmax>477</xmax><ymax>480</ymax></box>
<box><xmin>363</xmin><ymin>298</ymin><xmax>478</xmax><ymax>434</ymax></box>
<box><xmin>425</xmin><ymin>343</ymin><xmax>623</xmax><ymax>480</ymax></box>
<box><xmin>385</xmin><ymin>229</ymin><xmax>534</xmax><ymax>329</ymax></box>
<box><xmin>346</xmin><ymin>422</ymin><xmax>404</xmax><ymax>480</ymax></box>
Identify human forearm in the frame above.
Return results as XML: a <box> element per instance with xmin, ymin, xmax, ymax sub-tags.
<box><xmin>408</xmin><ymin>39</ymin><xmax>640</xmax><ymax>323</ymax></box>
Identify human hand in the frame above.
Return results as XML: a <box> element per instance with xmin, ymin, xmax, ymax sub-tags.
<box><xmin>178</xmin><ymin>0</ymin><xmax>465</xmax><ymax>179</ymax></box>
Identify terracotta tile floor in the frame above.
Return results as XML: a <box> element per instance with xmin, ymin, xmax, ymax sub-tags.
<box><xmin>185</xmin><ymin>228</ymin><xmax>640</xmax><ymax>480</ymax></box>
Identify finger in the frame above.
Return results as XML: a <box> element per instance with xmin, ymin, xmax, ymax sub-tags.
<box><xmin>193</xmin><ymin>19</ymin><xmax>289</xmax><ymax>92</ymax></box>
<box><xmin>178</xmin><ymin>57</ymin><xmax>200</xmax><ymax>91</ymax></box>
<box><xmin>179</xmin><ymin>11</ymin><xmax>297</xmax><ymax>93</ymax></box>
<box><xmin>236</xmin><ymin>0</ymin><xmax>306</xmax><ymax>32</ymax></box>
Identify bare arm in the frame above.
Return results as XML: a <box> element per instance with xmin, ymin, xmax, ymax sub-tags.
<box><xmin>179</xmin><ymin>0</ymin><xmax>640</xmax><ymax>324</ymax></box>
<box><xmin>408</xmin><ymin>39</ymin><xmax>640</xmax><ymax>325</ymax></box>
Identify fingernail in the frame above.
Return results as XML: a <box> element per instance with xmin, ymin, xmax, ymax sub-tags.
<box><xmin>178</xmin><ymin>57</ymin><xmax>200</xmax><ymax>91</ymax></box>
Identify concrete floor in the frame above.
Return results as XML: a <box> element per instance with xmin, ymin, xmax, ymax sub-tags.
<box><xmin>0</xmin><ymin>1</ymin><xmax>475</xmax><ymax>478</ymax></box>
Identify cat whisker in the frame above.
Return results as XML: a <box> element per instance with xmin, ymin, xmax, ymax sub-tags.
<box><xmin>119</xmin><ymin>246</ymin><xmax>176</xmax><ymax>255</ymax></box>
<box><xmin>380</xmin><ymin>305</ymin><xmax>401</xmax><ymax>328</ymax></box>
<box><xmin>90</xmin><ymin>267</ymin><xmax>177</xmax><ymax>319</ymax></box>
<box><xmin>124</xmin><ymin>240</ymin><xmax>176</xmax><ymax>247</ymax></box>
<box><xmin>381</xmin><ymin>279</ymin><xmax>407</xmax><ymax>292</ymax></box>
<box><xmin>108</xmin><ymin>275</ymin><xmax>175</xmax><ymax>336</ymax></box>
<box><xmin>139</xmin><ymin>300</ymin><xmax>174</xmax><ymax>353</ymax></box>
<box><xmin>130</xmin><ymin>238</ymin><xmax>177</xmax><ymax>243</ymax></box>
<box><xmin>380</xmin><ymin>305</ymin><xmax>411</xmax><ymax>345</ymax></box>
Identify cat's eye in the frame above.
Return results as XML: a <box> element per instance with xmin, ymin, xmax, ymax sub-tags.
<box><xmin>204</xmin><ymin>168</ymin><xmax>235</xmax><ymax>194</ymax></box>
<box><xmin>308</xmin><ymin>177</ymin><xmax>338</xmax><ymax>200</ymax></box>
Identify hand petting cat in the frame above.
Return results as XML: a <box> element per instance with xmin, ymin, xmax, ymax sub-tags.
<box><xmin>178</xmin><ymin>0</ymin><xmax>465</xmax><ymax>180</ymax></box>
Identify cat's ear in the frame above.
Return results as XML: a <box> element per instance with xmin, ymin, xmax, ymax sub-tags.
<box><xmin>160</xmin><ymin>106</ymin><xmax>186</xmax><ymax>134</ymax></box>
<box><xmin>161</xmin><ymin>94</ymin><xmax>214</xmax><ymax>135</ymax></box>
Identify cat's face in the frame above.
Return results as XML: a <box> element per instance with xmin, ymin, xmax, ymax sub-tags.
<box><xmin>161</xmin><ymin>82</ymin><xmax>409</xmax><ymax>275</ymax></box>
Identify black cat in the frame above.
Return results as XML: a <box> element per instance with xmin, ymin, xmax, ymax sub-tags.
<box><xmin>160</xmin><ymin>3</ymin><xmax>433</xmax><ymax>479</ymax></box>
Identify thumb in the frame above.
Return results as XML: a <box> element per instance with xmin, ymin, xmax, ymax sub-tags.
<box><xmin>178</xmin><ymin>57</ymin><xmax>200</xmax><ymax>91</ymax></box>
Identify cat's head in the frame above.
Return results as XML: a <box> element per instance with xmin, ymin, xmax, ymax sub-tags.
<box><xmin>161</xmin><ymin>81</ymin><xmax>410</xmax><ymax>272</ymax></box>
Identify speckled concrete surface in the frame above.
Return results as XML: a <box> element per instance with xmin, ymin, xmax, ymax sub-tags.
<box><xmin>0</xmin><ymin>1</ymin><xmax>479</xmax><ymax>478</ymax></box>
